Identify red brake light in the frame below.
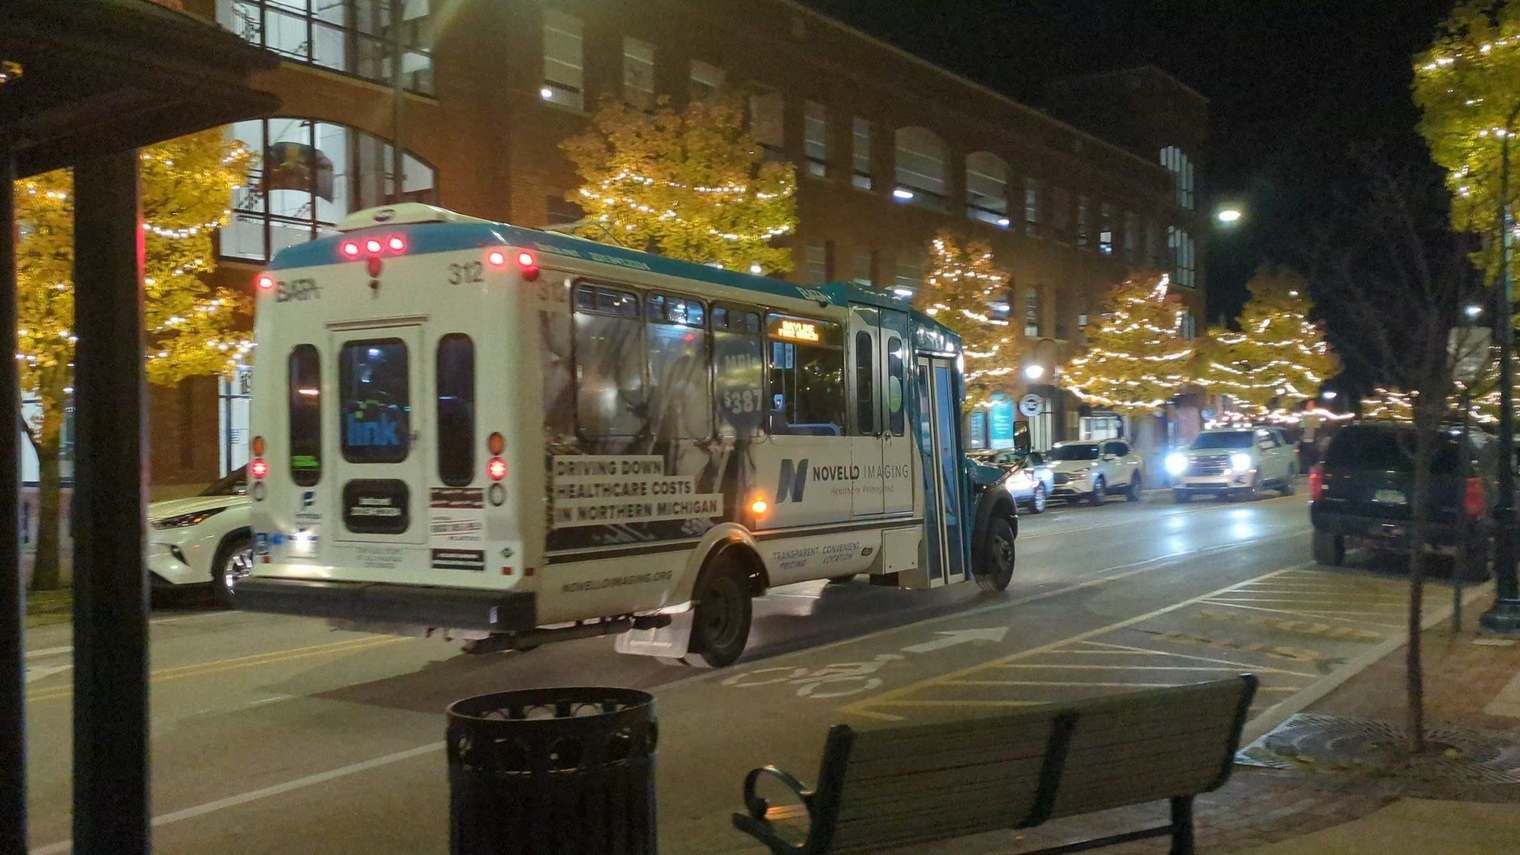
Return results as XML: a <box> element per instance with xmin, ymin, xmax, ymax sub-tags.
<box><xmin>1465</xmin><ymin>476</ymin><xmax>1485</xmax><ymax>519</ymax></box>
<box><xmin>250</xmin><ymin>458</ymin><xmax>269</xmax><ymax>480</ymax></box>
<box><xmin>256</xmin><ymin>274</ymin><xmax>276</xmax><ymax>292</ymax></box>
<box><xmin>365</xmin><ymin>238</ymin><xmax>383</xmax><ymax>254</ymax></box>
<box><xmin>341</xmin><ymin>241</ymin><xmax>361</xmax><ymax>258</ymax></box>
<box><xmin>487</xmin><ymin>457</ymin><xmax>507</xmax><ymax>481</ymax></box>
<box><xmin>387</xmin><ymin>235</ymin><xmax>406</xmax><ymax>253</ymax></box>
<box><xmin>1309</xmin><ymin>464</ymin><xmax>1324</xmax><ymax>502</ymax></box>
<box><xmin>486</xmin><ymin>250</ymin><xmax>507</xmax><ymax>267</ymax></box>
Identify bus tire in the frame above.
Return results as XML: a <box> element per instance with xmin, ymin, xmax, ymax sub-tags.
<box><xmin>688</xmin><ymin>551</ymin><xmax>753</xmax><ymax>668</ymax></box>
<box><xmin>974</xmin><ymin>516</ymin><xmax>1016</xmax><ymax>592</ymax></box>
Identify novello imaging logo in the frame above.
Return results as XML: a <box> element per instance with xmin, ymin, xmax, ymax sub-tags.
<box><xmin>775</xmin><ymin>458</ymin><xmax>809</xmax><ymax>504</ymax></box>
<box><xmin>345</xmin><ymin>412</ymin><xmax>403</xmax><ymax>447</ymax></box>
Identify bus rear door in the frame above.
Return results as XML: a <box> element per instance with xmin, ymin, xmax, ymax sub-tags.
<box><xmin>331</xmin><ymin>324</ymin><xmax>428</xmax><ymax>546</ymax></box>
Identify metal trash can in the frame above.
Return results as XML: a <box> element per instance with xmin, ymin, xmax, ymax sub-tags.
<box><xmin>447</xmin><ymin>687</ymin><xmax>657</xmax><ymax>855</ymax></box>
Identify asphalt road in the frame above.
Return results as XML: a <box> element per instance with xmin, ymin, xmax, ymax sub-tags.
<box><xmin>21</xmin><ymin>487</ymin><xmax>1463</xmax><ymax>854</ymax></box>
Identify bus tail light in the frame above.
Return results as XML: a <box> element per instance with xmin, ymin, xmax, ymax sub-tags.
<box><xmin>487</xmin><ymin>457</ymin><xmax>507</xmax><ymax>480</ymax></box>
<box><xmin>250</xmin><ymin>458</ymin><xmax>269</xmax><ymax>480</ymax></box>
<box><xmin>1309</xmin><ymin>465</ymin><xmax>1324</xmax><ymax>502</ymax></box>
<box><xmin>1465</xmin><ymin>476</ymin><xmax>1485</xmax><ymax>519</ymax></box>
<box><xmin>517</xmin><ymin>251</ymin><xmax>540</xmax><ymax>282</ymax></box>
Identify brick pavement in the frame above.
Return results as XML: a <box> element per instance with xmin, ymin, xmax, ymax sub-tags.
<box><xmin>867</xmin><ymin>590</ymin><xmax>1520</xmax><ymax>855</ymax></box>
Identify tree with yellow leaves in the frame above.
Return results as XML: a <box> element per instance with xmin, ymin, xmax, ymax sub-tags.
<box><xmin>15</xmin><ymin>127</ymin><xmax>253</xmax><ymax>590</ymax></box>
<box><xmin>1063</xmin><ymin>272</ymin><xmax>1193</xmax><ymax>416</ymax></box>
<box><xmin>1198</xmin><ymin>268</ymin><xmax>1340</xmax><ymax>411</ymax></box>
<box><xmin>911</xmin><ymin>230</ymin><xmax>1016</xmax><ymax>407</ymax></box>
<box><xmin>561</xmin><ymin>93</ymin><xmax>798</xmax><ymax>273</ymax></box>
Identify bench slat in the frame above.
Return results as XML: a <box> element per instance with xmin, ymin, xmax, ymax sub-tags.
<box><xmin>837</xmin><ymin>757</ymin><xmax>1046</xmax><ymax>818</ymax></box>
<box><xmin>843</xmin><ymin>735</ymin><xmax>1051</xmax><ymax>780</ymax></box>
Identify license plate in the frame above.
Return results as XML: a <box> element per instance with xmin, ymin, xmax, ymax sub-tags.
<box><xmin>1373</xmin><ymin>489</ymin><xmax>1407</xmax><ymax>505</ymax></box>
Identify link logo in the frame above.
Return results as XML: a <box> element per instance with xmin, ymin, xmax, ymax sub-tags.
<box><xmin>775</xmin><ymin>458</ymin><xmax>809</xmax><ymax>504</ymax></box>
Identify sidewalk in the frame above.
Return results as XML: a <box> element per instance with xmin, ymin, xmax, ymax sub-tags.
<box><xmin>890</xmin><ymin>589</ymin><xmax>1520</xmax><ymax>855</ymax></box>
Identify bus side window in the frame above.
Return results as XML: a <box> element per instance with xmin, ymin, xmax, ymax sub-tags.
<box><xmin>713</xmin><ymin>304</ymin><xmax>764</xmax><ymax>439</ymax></box>
<box><xmin>886</xmin><ymin>335</ymin><xmax>905</xmax><ymax>436</ymax></box>
<box><xmin>436</xmin><ymin>334</ymin><xmax>475</xmax><ymax>486</ymax></box>
<box><xmin>647</xmin><ymin>293</ymin><xmax>712</xmax><ymax>441</ymax></box>
<box><xmin>572</xmin><ymin>283</ymin><xmax>646</xmax><ymax>439</ymax></box>
<box><xmin>766</xmin><ymin>313</ymin><xmax>844</xmax><ymax>436</ymax></box>
<box><xmin>854</xmin><ymin>331</ymin><xmax>876</xmax><ymax>435</ymax></box>
<box><xmin>288</xmin><ymin>344</ymin><xmax>322</xmax><ymax>486</ymax></box>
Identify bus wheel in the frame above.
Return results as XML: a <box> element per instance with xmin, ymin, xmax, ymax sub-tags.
<box><xmin>689</xmin><ymin>553</ymin><xmax>753</xmax><ymax>668</ymax></box>
<box><xmin>974</xmin><ymin>516</ymin><xmax>1016</xmax><ymax>592</ymax></box>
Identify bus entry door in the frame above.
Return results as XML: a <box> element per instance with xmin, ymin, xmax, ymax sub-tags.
<box><xmin>914</xmin><ymin>356</ymin><xmax>967</xmax><ymax>585</ymax></box>
<box><xmin>331</xmin><ymin>325</ymin><xmax>427</xmax><ymax>545</ymax></box>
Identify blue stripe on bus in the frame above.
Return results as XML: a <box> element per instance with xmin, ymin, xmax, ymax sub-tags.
<box><xmin>265</xmin><ymin>216</ymin><xmax>933</xmax><ymax>321</ymax></box>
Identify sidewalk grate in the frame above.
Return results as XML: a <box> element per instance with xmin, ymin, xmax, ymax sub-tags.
<box><xmin>1238</xmin><ymin>713</ymin><xmax>1520</xmax><ymax>784</ymax></box>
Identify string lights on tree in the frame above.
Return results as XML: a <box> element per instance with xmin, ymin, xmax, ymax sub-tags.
<box><xmin>911</xmin><ymin>230</ymin><xmax>1016</xmax><ymax>407</ymax></box>
<box><xmin>1063</xmin><ymin>272</ymin><xmax>1193</xmax><ymax>416</ymax></box>
<box><xmin>1198</xmin><ymin>268</ymin><xmax>1340</xmax><ymax>412</ymax></box>
<box><xmin>561</xmin><ymin>92</ymin><xmax>798</xmax><ymax>273</ymax></box>
<box><xmin>15</xmin><ymin>127</ymin><xmax>253</xmax><ymax>591</ymax></box>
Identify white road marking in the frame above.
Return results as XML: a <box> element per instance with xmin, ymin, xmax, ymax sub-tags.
<box><xmin>24</xmin><ymin>645</ymin><xmax>72</xmax><ymax>660</ymax></box>
<box><xmin>901</xmin><ymin>628</ymin><xmax>1008</xmax><ymax>653</ymax></box>
<box><xmin>23</xmin><ymin>664</ymin><xmax>70</xmax><ymax>684</ymax></box>
<box><xmin>28</xmin><ymin>742</ymin><xmax>444</xmax><ymax>855</ymax></box>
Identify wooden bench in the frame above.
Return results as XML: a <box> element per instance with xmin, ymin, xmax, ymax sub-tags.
<box><xmin>732</xmin><ymin>674</ymin><xmax>1258</xmax><ymax>855</ymax></box>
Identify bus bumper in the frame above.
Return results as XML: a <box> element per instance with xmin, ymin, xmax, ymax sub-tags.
<box><xmin>234</xmin><ymin>577</ymin><xmax>537</xmax><ymax>632</ymax></box>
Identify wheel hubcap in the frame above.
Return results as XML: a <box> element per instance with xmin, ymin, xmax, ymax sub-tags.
<box><xmin>224</xmin><ymin>549</ymin><xmax>253</xmax><ymax>593</ymax></box>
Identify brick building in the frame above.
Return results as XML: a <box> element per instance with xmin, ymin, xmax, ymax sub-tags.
<box><xmin>122</xmin><ymin>0</ymin><xmax>1207</xmax><ymax>489</ymax></box>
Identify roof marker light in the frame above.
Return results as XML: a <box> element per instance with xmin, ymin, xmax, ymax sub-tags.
<box><xmin>256</xmin><ymin>274</ymin><xmax>276</xmax><ymax>292</ymax></box>
<box><xmin>517</xmin><ymin>251</ymin><xmax>536</xmax><ymax>268</ymax></box>
<box><xmin>365</xmin><ymin>238</ymin><xmax>383</xmax><ymax>254</ymax></box>
<box><xmin>341</xmin><ymin>241</ymin><xmax>361</xmax><ymax>258</ymax></box>
<box><xmin>486</xmin><ymin>250</ymin><xmax>507</xmax><ymax>267</ymax></box>
<box><xmin>387</xmin><ymin>235</ymin><xmax>406</xmax><ymax>253</ymax></box>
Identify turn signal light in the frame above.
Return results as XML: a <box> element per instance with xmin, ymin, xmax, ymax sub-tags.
<box><xmin>1465</xmin><ymin>476</ymin><xmax>1485</xmax><ymax>519</ymax></box>
<box><xmin>250</xmin><ymin>458</ymin><xmax>269</xmax><ymax>480</ymax></box>
<box><xmin>750</xmin><ymin>497</ymin><xmax>769</xmax><ymax>515</ymax></box>
<box><xmin>251</xmin><ymin>435</ymin><xmax>266</xmax><ymax>457</ymax></box>
<box><xmin>1308</xmin><ymin>465</ymin><xmax>1324</xmax><ymax>502</ymax></box>
<box><xmin>487</xmin><ymin>457</ymin><xmax>507</xmax><ymax>480</ymax></box>
<box><xmin>487</xmin><ymin>431</ymin><xmax>505</xmax><ymax>455</ymax></box>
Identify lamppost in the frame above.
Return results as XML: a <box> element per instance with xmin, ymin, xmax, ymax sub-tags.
<box><xmin>1481</xmin><ymin>102</ymin><xmax>1520</xmax><ymax>634</ymax></box>
<box><xmin>1024</xmin><ymin>337</ymin><xmax>1062</xmax><ymax>450</ymax></box>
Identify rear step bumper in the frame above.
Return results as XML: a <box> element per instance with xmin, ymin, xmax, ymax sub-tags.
<box><xmin>235</xmin><ymin>577</ymin><xmax>536</xmax><ymax>632</ymax></box>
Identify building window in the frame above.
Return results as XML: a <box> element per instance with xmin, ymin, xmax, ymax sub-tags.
<box><xmin>853</xmin><ymin>251</ymin><xmax>875</xmax><ymax>286</ymax></box>
<box><xmin>1146</xmin><ymin>221</ymin><xmax>1161</xmax><ymax>266</ymax></box>
<box><xmin>1099</xmin><ymin>203</ymin><xmax>1115</xmax><ymax>255</ymax></box>
<box><xmin>804</xmin><ymin>101</ymin><xmax>828</xmax><ymax>177</ymax></box>
<box><xmin>1160</xmin><ymin>145</ymin><xmax>1195</xmax><ymax>210</ymax></box>
<box><xmin>1024</xmin><ymin>179</ymin><xmax>1041</xmax><ymax>237</ymax></box>
<box><xmin>965</xmin><ymin>152</ymin><xmax>1009</xmax><ymax>227</ymax></box>
<box><xmin>803</xmin><ymin>240</ymin><xmax>828</xmax><ymax>284</ymax></box>
<box><xmin>749</xmin><ymin>86</ymin><xmax>784</xmax><ymax>156</ymax></box>
<box><xmin>220</xmin><ymin>0</ymin><xmax>433</xmax><ymax>95</ymax></box>
<box><xmin>1181</xmin><ymin>311</ymin><xmax>1197</xmax><ymax>341</ymax></box>
<box><xmin>221</xmin><ymin>118</ymin><xmax>437</xmax><ymax>263</ymax></box>
<box><xmin>852</xmin><ymin>116</ymin><xmax>873</xmax><ymax>190</ymax></box>
<box><xmin>1024</xmin><ymin>286</ymin><xmax>1040</xmax><ymax>338</ymax></box>
<box><xmin>893</xmin><ymin>254</ymin><xmax>922</xmax><ymax>298</ymax></box>
<box><xmin>623</xmin><ymin>36</ymin><xmax>655</xmax><ymax>111</ymax></box>
<box><xmin>1051</xmin><ymin>187</ymin><xmax>1072</xmax><ymax>242</ymax></box>
<box><xmin>1168</xmin><ymin>226</ymin><xmax>1196</xmax><ymax>288</ymax></box>
<box><xmin>541</xmin><ymin>8</ymin><xmax>584</xmax><ymax>110</ymax></box>
<box><xmin>690</xmin><ymin>59</ymin><xmax>724</xmax><ymax>101</ymax></box>
<box><xmin>894</xmin><ymin>127</ymin><xmax>946</xmax><ymax>211</ymax></box>
<box><xmin>1076</xmin><ymin>196</ymin><xmax>1090</xmax><ymax>249</ymax></box>
<box><xmin>1123</xmin><ymin>211</ymin><xmax>1139</xmax><ymax>264</ymax></box>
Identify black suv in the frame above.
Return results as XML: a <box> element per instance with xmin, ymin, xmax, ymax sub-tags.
<box><xmin>1309</xmin><ymin>421</ymin><xmax>1492</xmax><ymax>567</ymax></box>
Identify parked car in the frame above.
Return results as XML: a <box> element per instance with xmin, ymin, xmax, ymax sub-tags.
<box><xmin>1166</xmin><ymin>427</ymin><xmax>1298</xmax><ymax>502</ymax></box>
<box><xmin>1047</xmin><ymin>439</ymin><xmax>1144</xmax><ymax>506</ymax></box>
<box><xmin>1309</xmin><ymin>421</ymin><xmax>1493</xmax><ymax>570</ymax></box>
<box><xmin>968</xmin><ymin>449</ymin><xmax>1054</xmax><ymax>514</ymax></box>
<box><xmin>146</xmin><ymin>466</ymin><xmax>251</xmax><ymax>605</ymax></box>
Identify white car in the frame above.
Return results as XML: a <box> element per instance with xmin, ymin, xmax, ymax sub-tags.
<box><xmin>1047</xmin><ymin>439</ymin><xmax>1145</xmax><ymax>506</ymax></box>
<box><xmin>1166</xmin><ymin>427</ymin><xmax>1298</xmax><ymax>502</ymax></box>
<box><xmin>146</xmin><ymin>466</ymin><xmax>251</xmax><ymax>605</ymax></box>
<box><xmin>969</xmin><ymin>449</ymin><xmax>1055</xmax><ymax>513</ymax></box>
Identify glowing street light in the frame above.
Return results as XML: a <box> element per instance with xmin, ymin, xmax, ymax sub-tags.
<box><xmin>1216</xmin><ymin>208</ymin><xmax>1243</xmax><ymax>224</ymax></box>
<box><xmin>1024</xmin><ymin>363</ymin><xmax>1045</xmax><ymax>381</ymax></box>
<box><xmin>1467</xmin><ymin>304</ymin><xmax>1484</xmax><ymax>319</ymax></box>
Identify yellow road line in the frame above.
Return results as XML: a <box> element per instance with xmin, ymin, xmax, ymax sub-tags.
<box><xmin>1072</xmin><ymin>640</ymin><xmax>1319</xmax><ymax>677</ymax></box>
<box><xmin>25</xmin><ymin>635</ymin><xmax>408</xmax><ymax>703</ymax></box>
<box><xmin>1198</xmin><ymin>601</ymin><xmax>1404</xmax><ymax>627</ymax></box>
<box><xmin>837</xmin><ymin>565</ymin><xmax>1304</xmax><ymax>720</ymax></box>
<box><xmin>995</xmin><ymin>664</ymin><xmax>1284</xmax><ymax>672</ymax></box>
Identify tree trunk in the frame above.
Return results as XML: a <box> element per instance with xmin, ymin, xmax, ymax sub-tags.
<box><xmin>1405</xmin><ymin>411</ymin><xmax>1437</xmax><ymax>755</ymax></box>
<box><xmin>27</xmin><ymin>367</ymin><xmax>68</xmax><ymax>592</ymax></box>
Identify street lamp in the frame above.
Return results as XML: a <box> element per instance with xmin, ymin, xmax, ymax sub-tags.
<box><xmin>1216</xmin><ymin>207</ymin><xmax>1243</xmax><ymax>224</ymax></box>
<box><xmin>1466</xmin><ymin>303</ymin><xmax>1484</xmax><ymax>320</ymax></box>
<box><xmin>1025</xmin><ymin>338</ymin><xmax>1062</xmax><ymax>450</ymax></box>
<box><xmin>1024</xmin><ymin>364</ymin><xmax>1045</xmax><ymax>381</ymax></box>
<box><xmin>1481</xmin><ymin>101</ymin><xmax>1520</xmax><ymax>634</ymax></box>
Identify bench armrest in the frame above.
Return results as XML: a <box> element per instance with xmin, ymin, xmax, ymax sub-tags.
<box><xmin>732</xmin><ymin>765</ymin><xmax>817</xmax><ymax>855</ymax></box>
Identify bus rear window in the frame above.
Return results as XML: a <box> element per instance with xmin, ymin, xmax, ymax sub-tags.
<box><xmin>436</xmin><ymin>334</ymin><xmax>475</xmax><ymax>485</ymax></box>
<box><xmin>288</xmin><ymin>345</ymin><xmax>322</xmax><ymax>486</ymax></box>
<box><xmin>339</xmin><ymin>338</ymin><xmax>410</xmax><ymax>464</ymax></box>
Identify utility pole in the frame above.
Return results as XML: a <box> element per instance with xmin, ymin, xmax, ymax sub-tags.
<box><xmin>1482</xmin><ymin>102</ymin><xmax>1520</xmax><ymax>633</ymax></box>
<box><xmin>390</xmin><ymin>0</ymin><xmax>405</xmax><ymax>203</ymax></box>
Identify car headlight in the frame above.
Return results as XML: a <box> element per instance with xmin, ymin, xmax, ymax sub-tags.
<box><xmin>1165</xmin><ymin>452</ymin><xmax>1188</xmax><ymax>476</ymax></box>
<box><xmin>152</xmin><ymin>507</ymin><xmax>228</xmax><ymax>530</ymax></box>
<box><xmin>1229</xmin><ymin>453</ymin><xmax>1253</xmax><ymax>473</ymax></box>
<box><xmin>1010</xmin><ymin>471</ymin><xmax>1034</xmax><ymax>489</ymax></box>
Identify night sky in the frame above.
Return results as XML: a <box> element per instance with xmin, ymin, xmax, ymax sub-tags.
<box><xmin>800</xmin><ymin>0</ymin><xmax>1455</xmax><ymax>332</ymax></box>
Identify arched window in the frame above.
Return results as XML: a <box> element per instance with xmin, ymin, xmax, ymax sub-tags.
<box><xmin>964</xmin><ymin>151</ymin><xmax>1008</xmax><ymax>226</ymax></box>
<box><xmin>894</xmin><ymin>127</ymin><xmax>946</xmax><ymax>211</ymax></box>
<box><xmin>1160</xmin><ymin>145</ymin><xmax>1195</xmax><ymax>210</ymax></box>
<box><xmin>1167</xmin><ymin>226</ymin><xmax>1196</xmax><ymax>288</ymax></box>
<box><xmin>219</xmin><ymin>0</ymin><xmax>433</xmax><ymax>95</ymax></box>
<box><xmin>220</xmin><ymin>118</ymin><xmax>438</xmax><ymax>263</ymax></box>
